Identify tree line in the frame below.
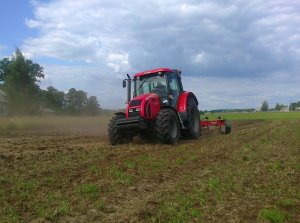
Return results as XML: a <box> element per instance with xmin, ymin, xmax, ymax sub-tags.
<box><xmin>260</xmin><ymin>100</ymin><xmax>300</xmax><ymax>112</ymax></box>
<box><xmin>0</xmin><ymin>48</ymin><xmax>101</xmax><ymax>115</ymax></box>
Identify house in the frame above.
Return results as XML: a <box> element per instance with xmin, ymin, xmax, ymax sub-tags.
<box><xmin>280</xmin><ymin>106</ymin><xmax>289</xmax><ymax>112</ymax></box>
<box><xmin>40</xmin><ymin>107</ymin><xmax>56</xmax><ymax>116</ymax></box>
<box><xmin>0</xmin><ymin>89</ymin><xmax>9</xmax><ymax>115</ymax></box>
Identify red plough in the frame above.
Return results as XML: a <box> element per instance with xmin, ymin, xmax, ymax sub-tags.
<box><xmin>200</xmin><ymin>117</ymin><xmax>231</xmax><ymax>134</ymax></box>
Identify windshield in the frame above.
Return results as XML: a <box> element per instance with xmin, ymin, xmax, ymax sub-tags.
<box><xmin>135</xmin><ymin>73</ymin><xmax>168</xmax><ymax>97</ymax></box>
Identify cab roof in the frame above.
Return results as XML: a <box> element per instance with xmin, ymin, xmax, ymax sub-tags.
<box><xmin>133</xmin><ymin>68</ymin><xmax>173</xmax><ymax>78</ymax></box>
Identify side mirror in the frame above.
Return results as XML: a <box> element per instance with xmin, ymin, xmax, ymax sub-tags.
<box><xmin>122</xmin><ymin>80</ymin><xmax>126</xmax><ymax>88</ymax></box>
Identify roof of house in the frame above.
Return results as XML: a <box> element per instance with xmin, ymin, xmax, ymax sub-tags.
<box><xmin>0</xmin><ymin>89</ymin><xmax>8</xmax><ymax>103</ymax></box>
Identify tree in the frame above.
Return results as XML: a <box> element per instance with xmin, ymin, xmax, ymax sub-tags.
<box><xmin>289</xmin><ymin>101</ymin><xmax>300</xmax><ymax>111</ymax></box>
<box><xmin>66</xmin><ymin>88</ymin><xmax>88</xmax><ymax>114</ymax></box>
<box><xmin>85</xmin><ymin>96</ymin><xmax>101</xmax><ymax>115</ymax></box>
<box><xmin>275</xmin><ymin>103</ymin><xmax>284</xmax><ymax>111</ymax></box>
<box><xmin>0</xmin><ymin>48</ymin><xmax>44</xmax><ymax>114</ymax></box>
<box><xmin>41</xmin><ymin>86</ymin><xmax>66</xmax><ymax>111</ymax></box>
<box><xmin>0</xmin><ymin>58</ymin><xmax>10</xmax><ymax>82</ymax></box>
<box><xmin>260</xmin><ymin>100</ymin><xmax>269</xmax><ymax>112</ymax></box>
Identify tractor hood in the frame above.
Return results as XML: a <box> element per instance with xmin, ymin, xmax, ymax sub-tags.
<box><xmin>126</xmin><ymin>93</ymin><xmax>161</xmax><ymax>119</ymax></box>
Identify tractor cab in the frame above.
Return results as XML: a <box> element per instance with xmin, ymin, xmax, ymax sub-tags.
<box><xmin>123</xmin><ymin>68</ymin><xmax>183</xmax><ymax>109</ymax></box>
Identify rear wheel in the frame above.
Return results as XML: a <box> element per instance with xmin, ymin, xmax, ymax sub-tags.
<box><xmin>182</xmin><ymin>98</ymin><xmax>200</xmax><ymax>139</ymax></box>
<box><xmin>155</xmin><ymin>108</ymin><xmax>180</xmax><ymax>144</ymax></box>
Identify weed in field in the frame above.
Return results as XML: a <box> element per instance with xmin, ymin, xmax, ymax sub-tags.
<box><xmin>198</xmin><ymin>191</ymin><xmax>207</xmax><ymax>205</ymax></box>
<box><xmin>58</xmin><ymin>200</ymin><xmax>70</xmax><ymax>215</ymax></box>
<box><xmin>96</xmin><ymin>200</ymin><xmax>105</xmax><ymax>210</ymax></box>
<box><xmin>268</xmin><ymin>160</ymin><xmax>284</xmax><ymax>172</ymax></box>
<box><xmin>110</xmin><ymin>166</ymin><xmax>133</xmax><ymax>184</ymax></box>
<box><xmin>175</xmin><ymin>158</ymin><xmax>185</xmax><ymax>165</ymax></box>
<box><xmin>35</xmin><ymin>204</ymin><xmax>53</xmax><ymax>220</ymax></box>
<box><xmin>138</xmin><ymin>154</ymin><xmax>151</xmax><ymax>162</ymax></box>
<box><xmin>153</xmin><ymin>192</ymin><xmax>202</xmax><ymax>222</ymax></box>
<box><xmin>278</xmin><ymin>198</ymin><xmax>298</xmax><ymax>207</ymax></box>
<box><xmin>44</xmin><ymin>176</ymin><xmax>55</xmax><ymax>186</ymax></box>
<box><xmin>150</xmin><ymin>159</ymin><xmax>166</xmax><ymax>169</ymax></box>
<box><xmin>77</xmin><ymin>183</ymin><xmax>99</xmax><ymax>199</ymax></box>
<box><xmin>124</xmin><ymin>160</ymin><xmax>136</xmax><ymax>169</ymax></box>
<box><xmin>189</xmin><ymin>153</ymin><xmax>198</xmax><ymax>161</ymax></box>
<box><xmin>4</xmin><ymin>204</ymin><xmax>20</xmax><ymax>223</ymax></box>
<box><xmin>258</xmin><ymin>208</ymin><xmax>286</xmax><ymax>223</ymax></box>
<box><xmin>15</xmin><ymin>180</ymin><xmax>38</xmax><ymax>200</ymax></box>
<box><xmin>88</xmin><ymin>164</ymin><xmax>99</xmax><ymax>174</ymax></box>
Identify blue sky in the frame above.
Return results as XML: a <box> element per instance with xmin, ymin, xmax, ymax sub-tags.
<box><xmin>0</xmin><ymin>1</ymin><xmax>35</xmax><ymax>54</ymax></box>
<box><xmin>0</xmin><ymin>0</ymin><xmax>299</xmax><ymax>109</ymax></box>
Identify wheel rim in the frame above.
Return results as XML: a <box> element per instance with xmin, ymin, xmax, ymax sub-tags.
<box><xmin>192</xmin><ymin>109</ymin><xmax>199</xmax><ymax>132</ymax></box>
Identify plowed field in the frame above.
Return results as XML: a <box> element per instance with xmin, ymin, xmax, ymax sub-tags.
<box><xmin>0</xmin><ymin>118</ymin><xmax>299</xmax><ymax>223</ymax></box>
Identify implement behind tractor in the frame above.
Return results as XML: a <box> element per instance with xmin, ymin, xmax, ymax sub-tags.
<box><xmin>201</xmin><ymin>116</ymin><xmax>231</xmax><ymax>134</ymax></box>
<box><xmin>108</xmin><ymin>68</ymin><xmax>230</xmax><ymax>145</ymax></box>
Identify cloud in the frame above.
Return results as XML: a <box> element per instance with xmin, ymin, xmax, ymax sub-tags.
<box><xmin>21</xmin><ymin>0</ymin><xmax>300</xmax><ymax>109</ymax></box>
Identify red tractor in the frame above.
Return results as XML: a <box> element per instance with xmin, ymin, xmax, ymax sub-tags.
<box><xmin>108</xmin><ymin>68</ymin><xmax>201</xmax><ymax>145</ymax></box>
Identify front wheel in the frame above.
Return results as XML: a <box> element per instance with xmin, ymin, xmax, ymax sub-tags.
<box><xmin>108</xmin><ymin>115</ymin><xmax>126</xmax><ymax>145</ymax></box>
<box><xmin>155</xmin><ymin>108</ymin><xmax>181</xmax><ymax>144</ymax></box>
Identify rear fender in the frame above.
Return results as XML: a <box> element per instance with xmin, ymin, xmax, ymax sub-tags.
<box><xmin>177</xmin><ymin>92</ymin><xmax>198</xmax><ymax>121</ymax></box>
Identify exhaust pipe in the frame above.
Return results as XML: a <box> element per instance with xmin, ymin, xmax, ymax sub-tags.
<box><xmin>127</xmin><ymin>74</ymin><xmax>131</xmax><ymax>104</ymax></box>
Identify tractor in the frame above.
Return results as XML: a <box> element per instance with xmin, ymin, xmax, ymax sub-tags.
<box><xmin>108</xmin><ymin>68</ymin><xmax>201</xmax><ymax>145</ymax></box>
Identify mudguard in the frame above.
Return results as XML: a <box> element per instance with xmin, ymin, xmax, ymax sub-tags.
<box><xmin>177</xmin><ymin>92</ymin><xmax>198</xmax><ymax>122</ymax></box>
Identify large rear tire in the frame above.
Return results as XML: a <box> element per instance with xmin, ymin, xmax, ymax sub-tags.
<box><xmin>155</xmin><ymin>108</ymin><xmax>180</xmax><ymax>144</ymax></box>
<box><xmin>108</xmin><ymin>115</ymin><xmax>127</xmax><ymax>145</ymax></box>
<box><xmin>182</xmin><ymin>98</ymin><xmax>200</xmax><ymax>139</ymax></box>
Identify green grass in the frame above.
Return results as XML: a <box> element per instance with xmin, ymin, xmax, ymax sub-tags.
<box><xmin>76</xmin><ymin>183</ymin><xmax>100</xmax><ymax>199</ymax></box>
<box><xmin>259</xmin><ymin>208</ymin><xmax>286</xmax><ymax>223</ymax></box>
<box><xmin>202</xmin><ymin>111</ymin><xmax>300</xmax><ymax>121</ymax></box>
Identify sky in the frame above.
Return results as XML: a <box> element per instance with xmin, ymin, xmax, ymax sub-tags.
<box><xmin>0</xmin><ymin>0</ymin><xmax>299</xmax><ymax>110</ymax></box>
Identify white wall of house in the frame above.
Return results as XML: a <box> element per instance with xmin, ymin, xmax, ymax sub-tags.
<box><xmin>0</xmin><ymin>89</ymin><xmax>9</xmax><ymax>115</ymax></box>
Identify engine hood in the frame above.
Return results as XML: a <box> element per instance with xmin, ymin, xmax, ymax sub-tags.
<box><xmin>127</xmin><ymin>93</ymin><xmax>161</xmax><ymax>119</ymax></box>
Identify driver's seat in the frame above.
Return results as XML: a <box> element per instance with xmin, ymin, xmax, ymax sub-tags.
<box><xmin>153</xmin><ymin>83</ymin><xmax>167</xmax><ymax>96</ymax></box>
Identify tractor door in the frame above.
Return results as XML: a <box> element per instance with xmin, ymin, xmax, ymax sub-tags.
<box><xmin>167</xmin><ymin>72</ymin><xmax>182</xmax><ymax>108</ymax></box>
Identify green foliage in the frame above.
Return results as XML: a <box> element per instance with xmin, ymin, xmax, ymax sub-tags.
<box><xmin>0</xmin><ymin>58</ymin><xmax>10</xmax><ymax>82</ymax></box>
<box><xmin>275</xmin><ymin>103</ymin><xmax>285</xmax><ymax>111</ymax></box>
<box><xmin>77</xmin><ymin>183</ymin><xmax>99</xmax><ymax>199</ymax></box>
<box><xmin>278</xmin><ymin>198</ymin><xmax>298</xmax><ymax>207</ymax></box>
<box><xmin>86</xmin><ymin>95</ymin><xmax>101</xmax><ymax>115</ymax></box>
<box><xmin>66</xmin><ymin>88</ymin><xmax>87</xmax><ymax>114</ymax></box>
<box><xmin>289</xmin><ymin>101</ymin><xmax>300</xmax><ymax>111</ymax></box>
<box><xmin>259</xmin><ymin>208</ymin><xmax>286</xmax><ymax>223</ymax></box>
<box><xmin>1</xmin><ymin>48</ymin><xmax>45</xmax><ymax>114</ymax></box>
<box><xmin>41</xmin><ymin>86</ymin><xmax>65</xmax><ymax>111</ymax></box>
<box><xmin>261</xmin><ymin>100</ymin><xmax>269</xmax><ymax>112</ymax></box>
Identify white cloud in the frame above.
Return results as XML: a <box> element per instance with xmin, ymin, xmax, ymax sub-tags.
<box><xmin>20</xmin><ymin>0</ymin><xmax>300</xmax><ymax>109</ymax></box>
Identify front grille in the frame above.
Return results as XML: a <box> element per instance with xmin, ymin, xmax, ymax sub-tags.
<box><xmin>129</xmin><ymin>99</ymin><xmax>142</xmax><ymax>107</ymax></box>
